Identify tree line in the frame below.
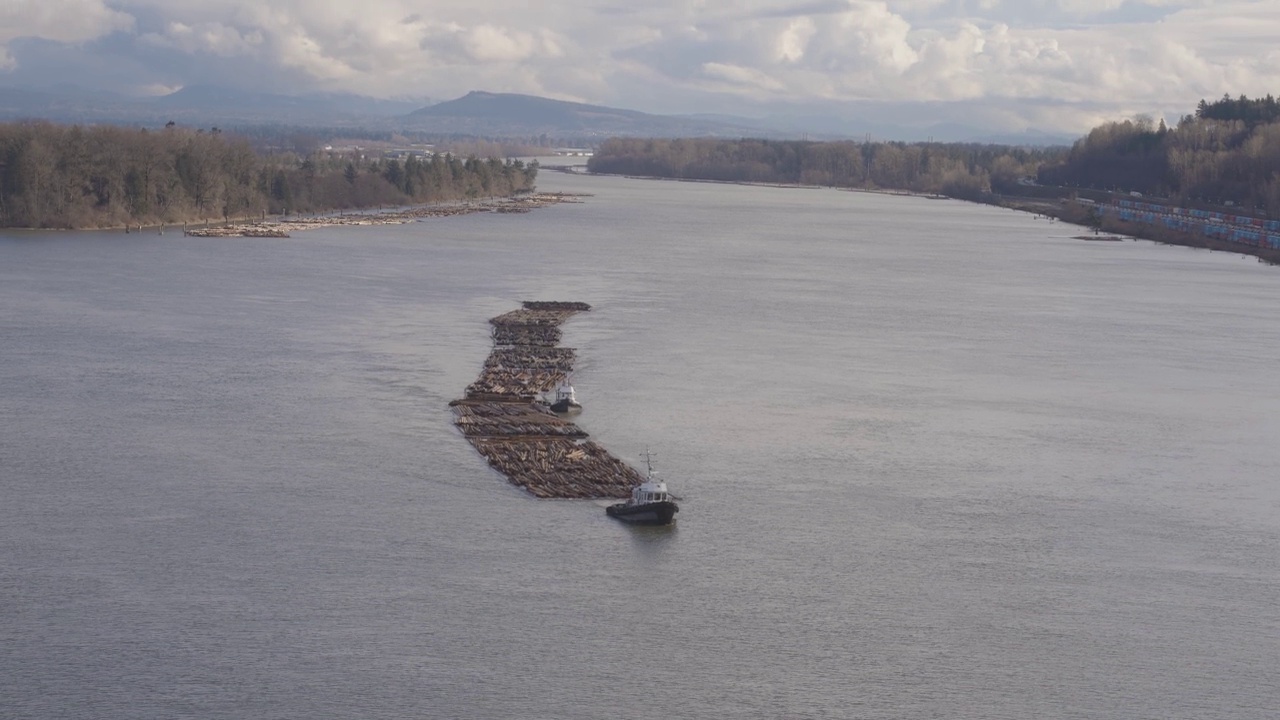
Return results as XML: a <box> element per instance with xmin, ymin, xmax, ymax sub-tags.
<box><xmin>1038</xmin><ymin>95</ymin><xmax>1280</xmax><ymax>215</ymax></box>
<box><xmin>586</xmin><ymin>137</ymin><xmax>1061</xmax><ymax>201</ymax></box>
<box><xmin>0</xmin><ymin>121</ymin><xmax>538</xmax><ymax>229</ymax></box>
<box><xmin>587</xmin><ymin>95</ymin><xmax>1280</xmax><ymax>218</ymax></box>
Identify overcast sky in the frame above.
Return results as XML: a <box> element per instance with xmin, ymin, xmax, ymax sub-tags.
<box><xmin>2</xmin><ymin>0</ymin><xmax>1278</xmax><ymax>132</ymax></box>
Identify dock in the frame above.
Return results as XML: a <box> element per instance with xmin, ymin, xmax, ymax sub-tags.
<box><xmin>449</xmin><ymin>301</ymin><xmax>644</xmax><ymax>499</ymax></box>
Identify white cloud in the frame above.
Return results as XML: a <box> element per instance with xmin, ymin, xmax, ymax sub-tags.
<box><xmin>1055</xmin><ymin>0</ymin><xmax>1129</xmax><ymax>13</ymax></box>
<box><xmin>0</xmin><ymin>0</ymin><xmax>1277</xmax><ymax>132</ymax></box>
<box><xmin>702</xmin><ymin>62</ymin><xmax>789</xmax><ymax>93</ymax></box>
<box><xmin>451</xmin><ymin>24</ymin><xmax>566</xmax><ymax>64</ymax></box>
<box><xmin>141</xmin><ymin>21</ymin><xmax>263</xmax><ymax>57</ymax></box>
<box><xmin>0</xmin><ymin>0</ymin><xmax>133</xmax><ymax>70</ymax></box>
<box><xmin>0</xmin><ymin>0</ymin><xmax>134</xmax><ymax>44</ymax></box>
<box><xmin>604</xmin><ymin>0</ymin><xmax>1280</xmax><ymax>126</ymax></box>
<box><xmin>774</xmin><ymin>18</ymin><xmax>816</xmax><ymax>63</ymax></box>
<box><xmin>135</xmin><ymin>82</ymin><xmax>183</xmax><ymax>96</ymax></box>
<box><xmin>110</xmin><ymin>0</ymin><xmax>580</xmax><ymax>94</ymax></box>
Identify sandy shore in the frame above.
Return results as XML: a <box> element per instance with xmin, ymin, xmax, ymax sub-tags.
<box><xmin>184</xmin><ymin>193</ymin><xmax>588</xmax><ymax>238</ymax></box>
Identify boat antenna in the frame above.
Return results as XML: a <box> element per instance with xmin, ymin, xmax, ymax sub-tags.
<box><xmin>642</xmin><ymin>447</ymin><xmax>657</xmax><ymax>478</ymax></box>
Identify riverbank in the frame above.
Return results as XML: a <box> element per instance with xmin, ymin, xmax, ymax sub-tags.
<box><xmin>996</xmin><ymin>195</ymin><xmax>1280</xmax><ymax>266</ymax></box>
<box><xmin>581</xmin><ymin>167</ymin><xmax>1280</xmax><ymax>266</ymax></box>
<box><xmin>183</xmin><ymin>193</ymin><xmax>588</xmax><ymax>238</ymax></box>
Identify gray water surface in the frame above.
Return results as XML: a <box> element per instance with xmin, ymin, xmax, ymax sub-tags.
<box><xmin>3</xmin><ymin>171</ymin><xmax>1278</xmax><ymax>719</ymax></box>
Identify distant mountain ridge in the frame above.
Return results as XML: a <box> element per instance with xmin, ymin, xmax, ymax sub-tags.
<box><xmin>406</xmin><ymin>92</ymin><xmax>1074</xmax><ymax>144</ymax></box>
<box><xmin>410</xmin><ymin>91</ymin><xmax>650</xmax><ymax>124</ymax></box>
<box><xmin>405</xmin><ymin>91</ymin><xmax>769</xmax><ymax>138</ymax></box>
<box><xmin>155</xmin><ymin>85</ymin><xmax>427</xmax><ymax>118</ymax></box>
<box><xmin>0</xmin><ymin>84</ymin><xmax>428</xmax><ymax>125</ymax></box>
<box><xmin>0</xmin><ymin>84</ymin><xmax>1076</xmax><ymax>145</ymax></box>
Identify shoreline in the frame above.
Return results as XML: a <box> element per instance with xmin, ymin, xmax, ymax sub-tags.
<box><xmin>184</xmin><ymin>193</ymin><xmax>589</xmax><ymax>238</ymax></box>
<box><xmin>586</xmin><ymin>169</ymin><xmax>1280</xmax><ymax>266</ymax></box>
<box><xmin>996</xmin><ymin>196</ymin><xmax>1280</xmax><ymax>266</ymax></box>
<box><xmin>6</xmin><ymin>192</ymin><xmax>589</xmax><ymax>237</ymax></box>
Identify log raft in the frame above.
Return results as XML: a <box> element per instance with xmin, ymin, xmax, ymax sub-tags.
<box><xmin>451</xmin><ymin>301</ymin><xmax>642</xmax><ymax>499</ymax></box>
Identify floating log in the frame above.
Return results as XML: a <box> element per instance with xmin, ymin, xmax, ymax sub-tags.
<box><xmin>484</xmin><ymin>347</ymin><xmax>577</xmax><ymax>371</ymax></box>
<box><xmin>490</xmin><ymin>308</ymin><xmax>579</xmax><ymax>327</ymax></box>
<box><xmin>451</xmin><ymin>302</ymin><xmax>643</xmax><ymax>499</ymax></box>
<box><xmin>465</xmin><ymin>366</ymin><xmax>566</xmax><ymax>399</ymax></box>
<box><xmin>450</xmin><ymin>400</ymin><xmax>587</xmax><ymax>438</ymax></box>
<box><xmin>467</xmin><ymin>438</ymin><xmax>643</xmax><ymax>499</ymax></box>
<box><xmin>182</xmin><ymin>193</ymin><xmax>589</xmax><ymax>238</ymax></box>
<box><xmin>185</xmin><ymin>226</ymin><xmax>290</xmax><ymax>238</ymax></box>
<box><xmin>522</xmin><ymin>301</ymin><xmax>592</xmax><ymax>312</ymax></box>
<box><xmin>493</xmin><ymin>325</ymin><xmax>562</xmax><ymax>347</ymax></box>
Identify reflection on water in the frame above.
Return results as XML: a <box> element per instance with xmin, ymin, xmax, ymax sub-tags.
<box><xmin>623</xmin><ymin>522</ymin><xmax>680</xmax><ymax>554</ymax></box>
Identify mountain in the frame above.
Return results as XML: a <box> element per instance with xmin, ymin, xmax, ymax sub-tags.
<box><xmin>970</xmin><ymin>128</ymin><xmax>1076</xmax><ymax>147</ymax></box>
<box><xmin>152</xmin><ymin>85</ymin><xmax>426</xmax><ymax>121</ymax></box>
<box><xmin>405</xmin><ymin>91</ymin><xmax>773</xmax><ymax>138</ymax></box>
<box><xmin>0</xmin><ymin>85</ymin><xmax>140</xmax><ymax>122</ymax></box>
<box><xmin>0</xmin><ymin>86</ymin><xmax>57</xmax><ymax>116</ymax></box>
<box><xmin>0</xmin><ymin>84</ymin><xmax>429</xmax><ymax>126</ymax></box>
<box><xmin>0</xmin><ymin>84</ymin><xmax>1076</xmax><ymax>145</ymax></box>
<box><xmin>405</xmin><ymin>92</ymin><xmax>1077</xmax><ymax>145</ymax></box>
<box><xmin>745</xmin><ymin>112</ymin><xmax>1076</xmax><ymax>146</ymax></box>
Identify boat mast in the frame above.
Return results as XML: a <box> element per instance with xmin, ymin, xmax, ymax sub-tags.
<box><xmin>641</xmin><ymin>447</ymin><xmax>657</xmax><ymax>480</ymax></box>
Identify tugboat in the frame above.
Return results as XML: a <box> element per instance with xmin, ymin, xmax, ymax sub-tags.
<box><xmin>548</xmin><ymin>380</ymin><xmax>581</xmax><ymax>413</ymax></box>
<box><xmin>606</xmin><ymin>450</ymin><xmax>679</xmax><ymax>525</ymax></box>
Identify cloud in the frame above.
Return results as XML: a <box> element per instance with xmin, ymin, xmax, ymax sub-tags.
<box><xmin>702</xmin><ymin>62</ymin><xmax>790</xmax><ymax>93</ymax></box>
<box><xmin>111</xmin><ymin>0</ymin><xmax>580</xmax><ymax>94</ymax></box>
<box><xmin>0</xmin><ymin>0</ymin><xmax>1276</xmax><ymax>133</ymax></box>
<box><xmin>610</xmin><ymin>0</ymin><xmax>1280</xmax><ymax>124</ymax></box>
<box><xmin>135</xmin><ymin>82</ymin><xmax>183</xmax><ymax>96</ymax></box>
<box><xmin>457</xmin><ymin>25</ymin><xmax>553</xmax><ymax>63</ymax></box>
<box><xmin>0</xmin><ymin>0</ymin><xmax>133</xmax><ymax>71</ymax></box>
<box><xmin>141</xmin><ymin>21</ymin><xmax>263</xmax><ymax>57</ymax></box>
<box><xmin>0</xmin><ymin>0</ymin><xmax>134</xmax><ymax>45</ymax></box>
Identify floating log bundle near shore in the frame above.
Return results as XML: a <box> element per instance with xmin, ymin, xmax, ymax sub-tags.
<box><xmin>185</xmin><ymin>193</ymin><xmax>589</xmax><ymax>238</ymax></box>
<box><xmin>451</xmin><ymin>300</ymin><xmax>647</xmax><ymax>499</ymax></box>
<box><xmin>182</xmin><ymin>226</ymin><xmax>290</xmax><ymax>238</ymax></box>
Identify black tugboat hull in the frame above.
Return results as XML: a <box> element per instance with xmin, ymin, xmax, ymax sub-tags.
<box><xmin>606</xmin><ymin>500</ymin><xmax>679</xmax><ymax>525</ymax></box>
<box><xmin>549</xmin><ymin>400</ymin><xmax>581</xmax><ymax>413</ymax></box>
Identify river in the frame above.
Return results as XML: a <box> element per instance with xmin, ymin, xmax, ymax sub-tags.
<box><xmin>3</xmin><ymin>167</ymin><xmax>1278</xmax><ymax>719</ymax></box>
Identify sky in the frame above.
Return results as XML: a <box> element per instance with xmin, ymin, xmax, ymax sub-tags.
<box><xmin>2</xmin><ymin>0</ymin><xmax>1278</xmax><ymax>133</ymax></box>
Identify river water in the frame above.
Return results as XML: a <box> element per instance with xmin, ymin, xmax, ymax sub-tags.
<box><xmin>3</xmin><ymin>168</ymin><xmax>1279</xmax><ymax>719</ymax></box>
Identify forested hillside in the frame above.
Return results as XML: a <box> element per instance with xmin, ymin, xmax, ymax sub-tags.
<box><xmin>588</xmin><ymin>95</ymin><xmax>1280</xmax><ymax>219</ymax></box>
<box><xmin>1038</xmin><ymin>95</ymin><xmax>1280</xmax><ymax>214</ymax></box>
<box><xmin>0</xmin><ymin>121</ymin><xmax>537</xmax><ymax>228</ymax></box>
<box><xmin>587</xmin><ymin>137</ymin><xmax>1063</xmax><ymax>200</ymax></box>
